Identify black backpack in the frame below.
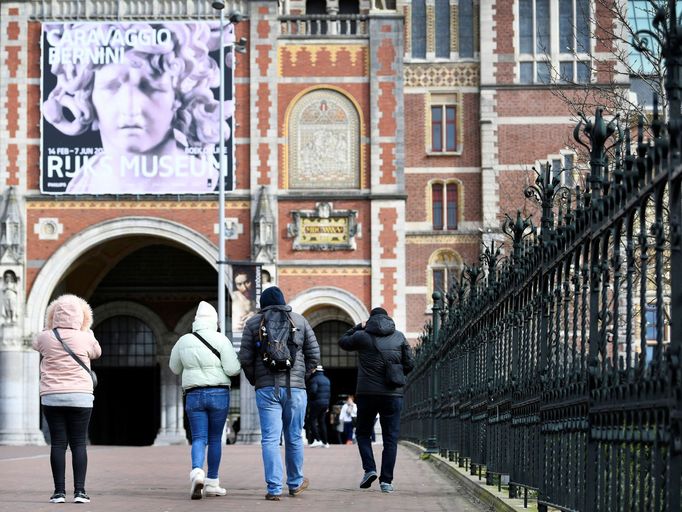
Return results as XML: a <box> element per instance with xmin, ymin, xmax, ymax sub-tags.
<box><xmin>258</xmin><ymin>310</ymin><xmax>298</xmax><ymax>373</ymax></box>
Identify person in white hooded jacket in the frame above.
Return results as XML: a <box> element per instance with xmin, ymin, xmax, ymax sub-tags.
<box><xmin>170</xmin><ymin>301</ymin><xmax>241</xmax><ymax>500</ymax></box>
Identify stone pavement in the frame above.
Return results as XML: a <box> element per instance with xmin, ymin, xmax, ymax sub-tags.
<box><xmin>0</xmin><ymin>443</ymin><xmax>488</xmax><ymax>512</ymax></box>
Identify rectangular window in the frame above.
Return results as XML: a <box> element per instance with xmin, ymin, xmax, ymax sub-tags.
<box><xmin>432</xmin><ymin>183</ymin><xmax>444</xmax><ymax>230</ymax></box>
<box><xmin>435</xmin><ymin>0</ymin><xmax>450</xmax><ymax>58</ymax></box>
<box><xmin>431</xmin><ymin>104</ymin><xmax>458</xmax><ymax>153</ymax></box>
<box><xmin>518</xmin><ymin>0</ymin><xmax>591</xmax><ymax>84</ymax></box>
<box><xmin>458</xmin><ymin>0</ymin><xmax>475</xmax><ymax>58</ymax></box>
<box><xmin>645</xmin><ymin>306</ymin><xmax>657</xmax><ymax>340</ymax></box>
<box><xmin>412</xmin><ymin>0</ymin><xmax>427</xmax><ymax>58</ymax></box>
<box><xmin>446</xmin><ymin>183</ymin><xmax>458</xmax><ymax>230</ymax></box>
<box><xmin>433</xmin><ymin>269</ymin><xmax>445</xmax><ymax>293</ymax></box>
<box><xmin>563</xmin><ymin>154</ymin><xmax>574</xmax><ymax>187</ymax></box>
<box><xmin>431</xmin><ymin>106</ymin><xmax>443</xmax><ymax>152</ymax></box>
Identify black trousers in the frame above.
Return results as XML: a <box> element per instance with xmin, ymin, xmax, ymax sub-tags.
<box><xmin>355</xmin><ymin>395</ymin><xmax>403</xmax><ymax>484</ymax></box>
<box><xmin>43</xmin><ymin>406</ymin><xmax>92</xmax><ymax>493</ymax></box>
<box><xmin>309</xmin><ymin>401</ymin><xmax>328</xmax><ymax>444</ymax></box>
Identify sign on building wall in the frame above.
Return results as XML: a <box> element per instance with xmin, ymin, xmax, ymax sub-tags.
<box><xmin>40</xmin><ymin>22</ymin><xmax>235</xmax><ymax>195</ymax></box>
<box><xmin>287</xmin><ymin>202</ymin><xmax>359</xmax><ymax>250</ymax></box>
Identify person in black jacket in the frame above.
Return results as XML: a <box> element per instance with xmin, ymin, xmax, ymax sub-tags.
<box><xmin>338</xmin><ymin>307</ymin><xmax>415</xmax><ymax>493</ymax></box>
<box><xmin>306</xmin><ymin>365</ymin><xmax>331</xmax><ymax>447</ymax></box>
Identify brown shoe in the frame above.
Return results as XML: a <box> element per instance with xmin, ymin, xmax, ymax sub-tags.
<box><xmin>288</xmin><ymin>477</ymin><xmax>309</xmax><ymax>496</ymax></box>
<box><xmin>265</xmin><ymin>493</ymin><xmax>281</xmax><ymax>501</ymax></box>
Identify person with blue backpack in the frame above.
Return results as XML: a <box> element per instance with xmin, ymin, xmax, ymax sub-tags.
<box><xmin>238</xmin><ymin>286</ymin><xmax>320</xmax><ymax>501</ymax></box>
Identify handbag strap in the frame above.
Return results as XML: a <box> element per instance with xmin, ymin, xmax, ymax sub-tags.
<box><xmin>192</xmin><ymin>332</ymin><xmax>221</xmax><ymax>361</ymax></box>
<box><xmin>367</xmin><ymin>332</ymin><xmax>390</xmax><ymax>366</ymax></box>
<box><xmin>52</xmin><ymin>328</ymin><xmax>94</xmax><ymax>379</ymax></box>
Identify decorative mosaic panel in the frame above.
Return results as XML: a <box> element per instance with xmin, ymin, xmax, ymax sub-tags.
<box><xmin>404</xmin><ymin>63</ymin><xmax>479</xmax><ymax>87</ymax></box>
<box><xmin>288</xmin><ymin>90</ymin><xmax>360</xmax><ymax>189</ymax></box>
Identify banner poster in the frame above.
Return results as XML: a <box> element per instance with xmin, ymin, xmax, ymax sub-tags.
<box><xmin>40</xmin><ymin>21</ymin><xmax>235</xmax><ymax>195</ymax></box>
<box><xmin>230</xmin><ymin>263</ymin><xmax>262</xmax><ymax>334</ymax></box>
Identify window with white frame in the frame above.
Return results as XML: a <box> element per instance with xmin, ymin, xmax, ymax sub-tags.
<box><xmin>428</xmin><ymin>249</ymin><xmax>462</xmax><ymax>299</ymax></box>
<box><xmin>430</xmin><ymin>180</ymin><xmax>459</xmax><ymax>230</ymax></box>
<box><xmin>427</xmin><ymin>93</ymin><xmax>460</xmax><ymax>154</ymax></box>
<box><xmin>547</xmin><ymin>152</ymin><xmax>576</xmax><ymax>188</ymax></box>
<box><xmin>518</xmin><ymin>0</ymin><xmax>591</xmax><ymax>84</ymax></box>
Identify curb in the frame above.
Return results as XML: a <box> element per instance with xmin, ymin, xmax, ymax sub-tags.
<box><xmin>401</xmin><ymin>441</ymin><xmax>536</xmax><ymax>512</ymax></box>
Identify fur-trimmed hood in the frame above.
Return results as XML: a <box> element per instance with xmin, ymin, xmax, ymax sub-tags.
<box><xmin>45</xmin><ymin>294</ymin><xmax>93</xmax><ymax>331</ymax></box>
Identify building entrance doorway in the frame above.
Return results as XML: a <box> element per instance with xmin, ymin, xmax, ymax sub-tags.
<box><xmin>90</xmin><ymin>315</ymin><xmax>160</xmax><ymax>445</ymax></box>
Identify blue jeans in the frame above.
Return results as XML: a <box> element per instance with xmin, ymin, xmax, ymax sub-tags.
<box><xmin>256</xmin><ymin>386</ymin><xmax>307</xmax><ymax>495</ymax></box>
<box><xmin>185</xmin><ymin>387</ymin><xmax>230</xmax><ymax>479</ymax></box>
<box><xmin>355</xmin><ymin>395</ymin><xmax>403</xmax><ymax>484</ymax></box>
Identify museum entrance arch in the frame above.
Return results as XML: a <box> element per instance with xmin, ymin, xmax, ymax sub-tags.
<box><xmin>27</xmin><ymin>218</ymin><xmax>226</xmax><ymax>446</ymax></box>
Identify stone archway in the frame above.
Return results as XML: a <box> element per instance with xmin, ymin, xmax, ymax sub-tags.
<box><xmin>26</xmin><ymin>217</ymin><xmax>219</xmax><ymax>337</ymax></box>
<box><xmin>288</xmin><ymin>286</ymin><xmax>368</xmax><ymax>325</ymax></box>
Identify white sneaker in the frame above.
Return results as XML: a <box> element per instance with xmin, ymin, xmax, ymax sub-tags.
<box><xmin>190</xmin><ymin>468</ymin><xmax>205</xmax><ymax>500</ymax></box>
<box><xmin>323</xmin><ymin>443</ymin><xmax>330</xmax><ymax>448</ymax></box>
<box><xmin>309</xmin><ymin>440</ymin><xmax>323</xmax><ymax>447</ymax></box>
<box><xmin>204</xmin><ymin>477</ymin><xmax>227</xmax><ymax>497</ymax></box>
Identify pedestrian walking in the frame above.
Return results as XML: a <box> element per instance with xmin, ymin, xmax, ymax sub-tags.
<box><xmin>238</xmin><ymin>286</ymin><xmax>320</xmax><ymax>501</ymax></box>
<box><xmin>339</xmin><ymin>395</ymin><xmax>357</xmax><ymax>444</ymax></box>
<box><xmin>32</xmin><ymin>294</ymin><xmax>102</xmax><ymax>504</ymax></box>
<box><xmin>307</xmin><ymin>365</ymin><xmax>331</xmax><ymax>448</ymax></box>
<box><xmin>169</xmin><ymin>301</ymin><xmax>241</xmax><ymax>500</ymax></box>
<box><xmin>338</xmin><ymin>307</ymin><xmax>415</xmax><ymax>493</ymax></box>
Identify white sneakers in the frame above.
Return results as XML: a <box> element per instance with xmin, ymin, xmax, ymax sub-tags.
<box><xmin>309</xmin><ymin>440</ymin><xmax>324</xmax><ymax>447</ymax></box>
<box><xmin>204</xmin><ymin>478</ymin><xmax>227</xmax><ymax>497</ymax></box>
<box><xmin>189</xmin><ymin>468</ymin><xmax>205</xmax><ymax>500</ymax></box>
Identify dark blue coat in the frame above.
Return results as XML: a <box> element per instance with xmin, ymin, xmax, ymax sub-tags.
<box><xmin>307</xmin><ymin>370</ymin><xmax>331</xmax><ymax>405</ymax></box>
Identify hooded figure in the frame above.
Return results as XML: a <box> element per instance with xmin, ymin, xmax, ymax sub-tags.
<box><xmin>338</xmin><ymin>307</ymin><xmax>415</xmax><ymax>493</ymax></box>
<box><xmin>32</xmin><ymin>294</ymin><xmax>102</xmax><ymax>504</ymax></box>
<box><xmin>169</xmin><ymin>301</ymin><xmax>241</xmax><ymax>500</ymax></box>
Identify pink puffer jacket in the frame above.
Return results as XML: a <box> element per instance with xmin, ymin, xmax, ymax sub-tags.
<box><xmin>32</xmin><ymin>295</ymin><xmax>102</xmax><ymax>396</ymax></box>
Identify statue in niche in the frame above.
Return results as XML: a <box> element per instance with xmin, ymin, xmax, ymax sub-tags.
<box><xmin>2</xmin><ymin>270</ymin><xmax>18</xmax><ymax>324</ymax></box>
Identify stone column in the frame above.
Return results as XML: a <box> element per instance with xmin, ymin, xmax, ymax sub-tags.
<box><xmin>153</xmin><ymin>357</ymin><xmax>187</xmax><ymax>445</ymax></box>
<box><xmin>0</xmin><ymin>326</ymin><xmax>45</xmax><ymax>445</ymax></box>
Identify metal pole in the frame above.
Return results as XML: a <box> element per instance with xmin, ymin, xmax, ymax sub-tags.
<box><xmin>218</xmin><ymin>7</ymin><xmax>226</xmax><ymax>332</ymax></box>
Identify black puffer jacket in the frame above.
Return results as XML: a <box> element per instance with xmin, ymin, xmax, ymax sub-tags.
<box><xmin>239</xmin><ymin>305</ymin><xmax>320</xmax><ymax>390</ymax></box>
<box><xmin>338</xmin><ymin>312</ymin><xmax>415</xmax><ymax>396</ymax></box>
<box><xmin>307</xmin><ymin>370</ymin><xmax>331</xmax><ymax>405</ymax></box>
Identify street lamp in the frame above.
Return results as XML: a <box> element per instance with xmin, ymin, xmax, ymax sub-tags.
<box><xmin>212</xmin><ymin>2</ymin><xmax>246</xmax><ymax>332</ymax></box>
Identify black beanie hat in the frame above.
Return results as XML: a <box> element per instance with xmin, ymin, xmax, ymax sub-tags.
<box><xmin>260</xmin><ymin>286</ymin><xmax>286</xmax><ymax>309</ymax></box>
<box><xmin>370</xmin><ymin>307</ymin><xmax>388</xmax><ymax>316</ymax></box>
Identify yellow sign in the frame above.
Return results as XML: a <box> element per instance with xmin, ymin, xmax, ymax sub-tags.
<box><xmin>299</xmin><ymin>217</ymin><xmax>349</xmax><ymax>246</ymax></box>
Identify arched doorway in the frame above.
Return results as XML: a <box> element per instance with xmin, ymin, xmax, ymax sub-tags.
<box><xmin>90</xmin><ymin>315</ymin><xmax>160</xmax><ymax>446</ymax></box>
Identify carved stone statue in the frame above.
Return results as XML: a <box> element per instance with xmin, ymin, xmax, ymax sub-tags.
<box><xmin>2</xmin><ymin>270</ymin><xmax>18</xmax><ymax>324</ymax></box>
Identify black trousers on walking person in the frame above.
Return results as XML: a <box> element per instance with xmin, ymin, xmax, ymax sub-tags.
<box><xmin>43</xmin><ymin>406</ymin><xmax>92</xmax><ymax>494</ymax></box>
<box><xmin>309</xmin><ymin>401</ymin><xmax>329</xmax><ymax>444</ymax></box>
<box><xmin>355</xmin><ymin>395</ymin><xmax>403</xmax><ymax>484</ymax></box>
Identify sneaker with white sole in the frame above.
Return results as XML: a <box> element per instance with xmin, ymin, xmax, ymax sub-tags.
<box><xmin>380</xmin><ymin>482</ymin><xmax>394</xmax><ymax>493</ymax></box>
<box><xmin>204</xmin><ymin>477</ymin><xmax>227</xmax><ymax>497</ymax></box>
<box><xmin>73</xmin><ymin>491</ymin><xmax>90</xmax><ymax>503</ymax></box>
<box><xmin>49</xmin><ymin>492</ymin><xmax>66</xmax><ymax>503</ymax></box>
<box><xmin>323</xmin><ymin>443</ymin><xmax>330</xmax><ymax>448</ymax></box>
<box><xmin>190</xmin><ymin>468</ymin><xmax>205</xmax><ymax>500</ymax></box>
<box><xmin>309</xmin><ymin>440</ymin><xmax>324</xmax><ymax>448</ymax></box>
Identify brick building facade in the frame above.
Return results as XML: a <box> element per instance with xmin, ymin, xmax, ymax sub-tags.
<box><xmin>0</xmin><ymin>0</ymin><xmax>618</xmax><ymax>444</ymax></box>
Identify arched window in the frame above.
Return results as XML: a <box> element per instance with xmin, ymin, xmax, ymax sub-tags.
<box><xmin>428</xmin><ymin>249</ymin><xmax>463</xmax><ymax>298</ymax></box>
<box><xmin>93</xmin><ymin>315</ymin><xmax>156</xmax><ymax>367</ymax></box>
<box><xmin>430</xmin><ymin>180</ymin><xmax>459</xmax><ymax>230</ymax></box>
<box><xmin>288</xmin><ymin>89</ymin><xmax>360</xmax><ymax>189</ymax></box>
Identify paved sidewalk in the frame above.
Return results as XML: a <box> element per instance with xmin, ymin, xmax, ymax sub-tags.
<box><xmin>0</xmin><ymin>443</ymin><xmax>487</xmax><ymax>512</ymax></box>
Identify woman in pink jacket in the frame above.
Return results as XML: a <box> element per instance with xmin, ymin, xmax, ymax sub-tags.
<box><xmin>32</xmin><ymin>295</ymin><xmax>102</xmax><ymax>504</ymax></box>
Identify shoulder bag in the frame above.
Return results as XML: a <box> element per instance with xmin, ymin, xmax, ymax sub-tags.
<box><xmin>368</xmin><ymin>333</ymin><xmax>406</xmax><ymax>389</ymax></box>
<box><xmin>53</xmin><ymin>328</ymin><xmax>98</xmax><ymax>388</ymax></box>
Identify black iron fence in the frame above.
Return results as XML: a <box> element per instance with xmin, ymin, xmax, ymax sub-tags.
<box><xmin>402</xmin><ymin>4</ymin><xmax>682</xmax><ymax>511</ymax></box>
